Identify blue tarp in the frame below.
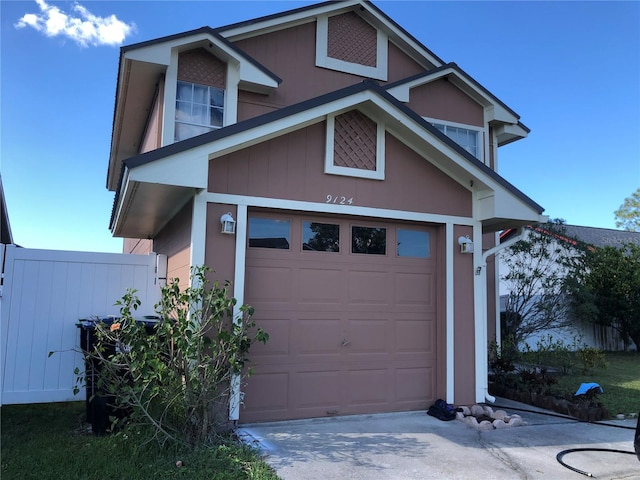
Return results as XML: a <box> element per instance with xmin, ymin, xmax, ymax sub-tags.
<box><xmin>575</xmin><ymin>382</ymin><xmax>603</xmax><ymax>396</ymax></box>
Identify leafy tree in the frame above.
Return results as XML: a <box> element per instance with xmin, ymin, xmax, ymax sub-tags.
<box><xmin>567</xmin><ymin>243</ymin><xmax>640</xmax><ymax>351</ymax></box>
<box><xmin>614</xmin><ymin>188</ymin><xmax>640</xmax><ymax>232</ymax></box>
<box><xmin>499</xmin><ymin>220</ymin><xmax>580</xmax><ymax>347</ymax></box>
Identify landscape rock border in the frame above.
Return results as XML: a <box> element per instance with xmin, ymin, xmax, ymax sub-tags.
<box><xmin>457</xmin><ymin>404</ymin><xmax>526</xmax><ymax>430</ymax></box>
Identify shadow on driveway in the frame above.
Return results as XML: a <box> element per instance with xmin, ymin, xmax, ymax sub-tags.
<box><xmin>239</xmin><ymin>401</ymin><xmax>639</xmax><ymax>480</ymax></box>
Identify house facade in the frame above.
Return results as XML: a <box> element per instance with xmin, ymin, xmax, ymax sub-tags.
<box><xmin>106</xmin><ymin>0</ymin><xmax>546</xmax><ymax>423</ymax></box>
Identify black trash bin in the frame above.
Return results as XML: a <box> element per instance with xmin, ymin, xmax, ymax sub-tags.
<box><xmin>77</xmin><ymin>316</ymin><xmax>159</xmax><ymax>434</ymax></box>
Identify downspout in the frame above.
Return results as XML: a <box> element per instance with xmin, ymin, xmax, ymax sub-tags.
<box><xmin>476</xmin><ymin>227</ymin><xmax>526</xmax><ymax>403</ymax></box>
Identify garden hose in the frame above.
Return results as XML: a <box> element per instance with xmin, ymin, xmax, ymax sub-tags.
<box><xmin>490</xmin><ymin>403</ymin><xmax>636</xmax><ymax>431</ymax></box>
<box><xmin>555</xmin><ymin>448</ymin><xmax>636</xmax><ymax>477</ymax></box>
<box><xmin>490</xmin><ymin>403</ymin><xmax>639</xmax><ymax>476</ymax></box>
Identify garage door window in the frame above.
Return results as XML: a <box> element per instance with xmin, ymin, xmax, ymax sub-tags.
<box><xmin>248</xmin><ymin>217</ymin><xmax>291</xmax><ymax>249</ymax></box>
<box><xmin>397</xmin><ymin>229</ymin><xmax>430</xmax><ymax>258</ymax></box>
<box><xmin>303</xmin><ymin>222</ymin><xmax>340</xmax><ymax>252</ymax></box>
<box><xmin>352</xmin><ymin>226</ymin><xmax>386</xmax><ymax>255</ymax></box>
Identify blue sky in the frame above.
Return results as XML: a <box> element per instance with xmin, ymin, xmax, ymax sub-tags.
<box><xmin>2</xmin><ymin>1</ymin><xmax>639</xmax><ymax>253</ymax></box>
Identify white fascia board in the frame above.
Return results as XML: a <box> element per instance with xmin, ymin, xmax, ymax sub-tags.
<box><xmin>206</xmin><ymin>192</ymin><xmax>474</xmax><ymax>227</ymax></box>
<box><xmin>206</xmin><ymin>90</ymin><xmax>379</xmax><ymax>159</ymax></box>
<box><xmin>220</xmin><ymin>1</ymin><xmax>360</xmax><ymax>41</ymax></box>
<box><xmin>476</xmin><ymin>189</ymin><xmax>544</xmax><ymax>224</ymax></box>
<box><xmin>124</xmin><ymin>33</ymin><xmax>278</xmax><ymax>90</ymax></box>
<box><xmin>111</xmin><ymin>174</ymin><xmax>134</xmax><ymax>235</ymax></box>
<box><xmin>494</xmin><ymin>123</ymin><xmax>528</xmax><ymax>145</ymax></box>
<box><xmin>357</xmin><ymin>3</ymin><xmax>443</xmax><ymax>68</ymax></box>
<box><xmin>485</xmin><ymin>104</ymin><xmax>519</xmax><ymax>125</ymax></box>
<box><xmin>128</xmin><ymin>148</ymin><xmax>209</xmax><ymax>189</ymax></box>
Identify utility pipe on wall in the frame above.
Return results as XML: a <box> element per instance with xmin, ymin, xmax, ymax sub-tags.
<box><xmin>475</xmin><ymin>227</ymin><xmax>526</xmax><ymax>404</ymax></box>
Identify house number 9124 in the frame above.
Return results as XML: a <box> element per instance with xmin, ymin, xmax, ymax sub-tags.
<box><xmin>326</xmin><ymin>195</ymin><xmax>354</xmax><ymax>205</ymax></box>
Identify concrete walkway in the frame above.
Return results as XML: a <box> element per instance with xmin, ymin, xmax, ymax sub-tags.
<box><xmin>239</xmin><ymin>399</ymin><xmax>639</xmax><ymax>480</ymax></box>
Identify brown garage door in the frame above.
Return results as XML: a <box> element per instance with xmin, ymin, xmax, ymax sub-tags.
<box><xmin>241</xmin><ymin>210</ymin><xmax>438</xmax><ymax>423</ymax></box>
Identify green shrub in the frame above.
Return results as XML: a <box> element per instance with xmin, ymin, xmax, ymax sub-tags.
<box><xmin>82</xmin><ymin>266</ymin><xmax>268</xmax><ymax>447</ymax></box>
<box><xmin>577</xmin><ymin>346</ymin><xmax>607</xmax><ymax>374</ymax></box>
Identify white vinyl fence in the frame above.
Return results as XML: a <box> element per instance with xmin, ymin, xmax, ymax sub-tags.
<box><xmin>1</xmin><ymin>245</ymin><xmax>164</xmax><ymax>405</ymax></box>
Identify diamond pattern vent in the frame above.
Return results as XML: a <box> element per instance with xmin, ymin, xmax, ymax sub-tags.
<box><xmin>334</xmin><ymin>110</ymin><xmax>377</xmax><ymax>171</ymax></box>
<box><xmin>327</xmin><ymin>12</ymin><xmax>377</xmax><ymax>67</ymax></box>
<box><xmin>178</xmin><ymin>48</ymin><xmax>226</xmax><ymax>88</ymax></box>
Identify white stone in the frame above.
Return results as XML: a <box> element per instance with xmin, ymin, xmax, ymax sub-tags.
<box><xmin>466</xmin><ymin>416</ymin><xmax>479</xmax><ymax>428</ymax></box>
<box><xmin>493</xmin><ymin>419</ymin><xmax>509</xmax><ymax>429</ymax></box>
<box><xmin>478</xmin><ymin>420</ymin><xmax>494</xmax><ymax>431</ymax></box>
<box><xmin>471</xmin><ymin>405</ymin><xmax>485</xmax><ymax>416</ymax></box>
<box><xmin>483</xmin><ymin>406</ymin><xmax>494</xmax><ymax>416</ymax></box>
<box><xmin>460</xmin><ymin>406</ymin><xmax>471</xmax><ymax>416</ymax></box>
<box><xmin>456</xmin><ymin>411</ymin><xmax>465</xmax><ymax>421</ymax></box>
<box><xmin>491</xmin><ymin>410</ymin><xmax>508</xmax><ymax>420</ymax></box>
<box><xmin>507</xmin><ymin>418</ymin><xmax>524</xmax><ymax>427</ymax></box>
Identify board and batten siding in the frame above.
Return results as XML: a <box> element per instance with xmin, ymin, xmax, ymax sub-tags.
<box><xmin>1</xmin><ymin>245</ymin><xmax>161</xmax><ymax>405</ymax></box>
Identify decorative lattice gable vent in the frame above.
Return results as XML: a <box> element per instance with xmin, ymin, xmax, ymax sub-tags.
<box><xmin>327</xmin><ymin>12</ymin><xmax>377</xmax><ymax>67</ymax></box>
<box><xmin>333</xmin><ymin>110</ymin><xmax>377</xmax><ymax>171</ymax></box>
<box><xmin>178</xmin><ymin>48</ymin><xmax>226</xmax><ymax>88</ymax></box>
<box><xmin>325</xmin><ymin>109</ymin><xmax>385</xmax><ymax>180</ymax></box>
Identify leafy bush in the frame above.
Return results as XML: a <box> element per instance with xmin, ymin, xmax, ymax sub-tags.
<box><xmin>577</xmin><ymin>346</ymin><xmax>607</xmax><ymax>374</ymax></box>
<box><xmin>83</xmin><ymin>266</ymin><xmax>268</xmax><ymax>447</ymax></box>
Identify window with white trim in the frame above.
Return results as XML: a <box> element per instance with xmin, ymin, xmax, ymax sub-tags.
<box><xmin>431</xmin><ymin>121</ymin><xmax>482</xmax><ymax>160</ymax></box>
<box><xmin>175</xmin><ymin>81</ymin><xmax>224</xmax><ymax>142</ymax></box>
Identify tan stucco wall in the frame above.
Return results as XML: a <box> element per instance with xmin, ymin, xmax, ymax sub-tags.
<box><xmin>453</xmin><ymin>224</ymin><xmax>476</xmax><ymax>405</ymax></box>
<box><xmin>209</xmin><ymin>122</ymin><xmax>472</xmax><ymax>218</ymax></box>
<box><xmin>153</xmin><ymin>200</ymin><xmax>192</xmax><ymax>290</ymax></box>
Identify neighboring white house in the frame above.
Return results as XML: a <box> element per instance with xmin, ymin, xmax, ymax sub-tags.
<box><xmin>498</xmin><ymin>224</ymin><xmax>640</xmax><ymax>351</ymax></box>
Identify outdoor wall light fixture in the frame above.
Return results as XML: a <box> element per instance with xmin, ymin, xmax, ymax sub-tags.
<box><xmin>458</xmin><ymin>235</ymin><xmax>474</xmax><ymax>254</ymax></box>
<box><xmin>220</xmin><ymin>212</ymin><xmax>236</xmax><ymax>235</ymax></box>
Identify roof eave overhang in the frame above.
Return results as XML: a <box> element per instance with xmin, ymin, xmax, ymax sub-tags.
<box><xmin>107</xmin><ymin>30</ymin><xmax>280</xmax><ymax>192</ymax></box>
<box><xmin>219</xmin><ymin>0</ymin><xmax>445</xmax><ymax>69</ymax></box>
<box><xmin>111</xmin><ymin>149</ymin><xmax>209</xmax><ymax>238</ymax></box>
<box><xmin>385</xmin><ymin>65</ymin><xmax>529</xmax><ymax>145</ymax></box>
<box><xmin>111</xmin><ymin>83</ymin><xmax>544</xmax><ymax>238</ymax></box>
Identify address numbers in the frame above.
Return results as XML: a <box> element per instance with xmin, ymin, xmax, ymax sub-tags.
<box><xmin>326</xmin><ymin>195</ymin><xmax>354</xmax><ymax>205</ymax></box>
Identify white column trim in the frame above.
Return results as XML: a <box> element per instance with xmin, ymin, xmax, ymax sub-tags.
<box><xmin>229</xmin><ymin>204</ymin><xmax>247</xmax><ymax>421</ymax></box>
<box><xmin>473</xmin><ymin>221</ymin><xmax>487</xmax><ymax>403</ymax></box>
<box><xmin>161</xmin><ymin>50</ymin><xmax>178</xmax><ymax>147</ymax></box>
<box><xmin>445</xmin><ymin>222</ymin><xmax>455</xmax><ymax>403</ymax></box>
<box><xmin>189</xmin><ymin>190</ymin><xmax>208</xmax><ymax>274</ymax></box>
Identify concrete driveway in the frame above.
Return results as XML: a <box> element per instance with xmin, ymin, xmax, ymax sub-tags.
<box><xmin>239</xmin><ymin>399</ymin><xmax>639</xmax><ymax>480</ymax></box>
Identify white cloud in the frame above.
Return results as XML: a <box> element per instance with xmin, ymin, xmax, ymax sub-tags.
<box><xmin>15</xmin><ymin>0</ymin><xmax>136</xmax><ymax>47</ymax></box>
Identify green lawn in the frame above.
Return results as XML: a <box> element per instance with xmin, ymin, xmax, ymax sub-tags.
<box><xmin>553</xmin><ymin>351</ymin><xmax>640</xmax><ymax>417</ymax></box>
<box><xmin>1</xmin><ymin>402</ymin><xmax>279</xmax><ymax>480</ymax></box>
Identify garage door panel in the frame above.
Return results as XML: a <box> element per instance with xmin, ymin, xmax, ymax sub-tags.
<box><xmin>346</xmin><ymin>318</ymin><xmax>389</xmax><ymax>354</ymax></box>
<box><xmin>242</xmin><ymin>213</ymin><xmax>439</xmax><ymax>422</ymax></box>
<box><xmin>348</xmin><ymin>270</ymin><xmax>389</xmax><ymax>305</ymax></box>
<box><xmin>246</xmin><ymin>265</ymin><xmax>293</xmax><ymax>303</ymax></box>
<box><xmin>395</xmin><ymin>367</ymin><xmax>434</xmax><ymax>402</ymax></box>
<box><xmin>395</xmin><ymin>272</ymin><xmax>435</xmax><ymax>308</ymax></box>
<box><xmin>292</xmin><ymin>370</ymin><xmax>342</xmax><ymax>410</ymax></box>
<box><xmin>249</xmin><ymin>318</ymin><xmax>290</xmax><ymax>357</ymax></box>
<box><xmin>242</xmin><ymin>371</ymin><xmax>290</xmax><ymax>414</ymax></box>
<box><xmin>294</xmin><ymin>318</ymin><xmax>341</xmax><ymax>358</ymax></box>
<box><xmin>395</xmin><ymin>318</ymin><xmax>435</xmax><ymax>354</ymax></box>
<box><xmin>298</xmin><ymin>267</ymin><xmax>345</xmax><ymax>304</ymax></box>
<box><xmin>346</xmin><ymin>368</ymin><xmax>391</xmax><ymax>406</ymax></box>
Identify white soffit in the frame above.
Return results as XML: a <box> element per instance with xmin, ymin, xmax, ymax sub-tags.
<box><xmin>128</xmin><ymin>149</ymin><xmax>209</xmax><ymax>189</ymax></box>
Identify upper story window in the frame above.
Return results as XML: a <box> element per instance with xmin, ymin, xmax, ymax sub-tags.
<box><xmin>430</xmin><ymin>121</ymin><xmax>483</xmax><ymax>161</ymax></box>
<box><xmin>175</xmin><ymin>81</ymin><xmax>224</xmax><ymax>142</ymax></box>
